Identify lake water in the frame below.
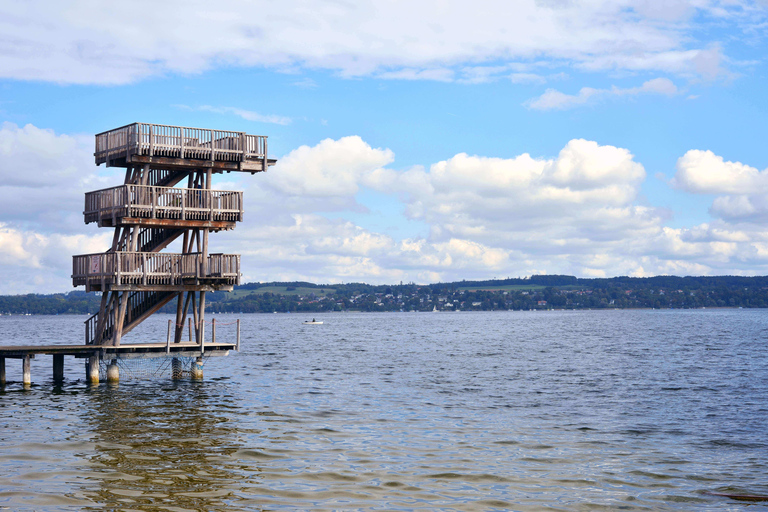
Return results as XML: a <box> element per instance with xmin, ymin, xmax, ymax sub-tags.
<box><xmin>1</xmin><ymin>309</ymin><xmax>767</xmax><ymax>511</ymax></box>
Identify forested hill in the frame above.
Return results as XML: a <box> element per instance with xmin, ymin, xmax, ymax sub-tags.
<box><xmin>4</xmin><ymin>275</ymin><xmax>768</xmax><ymax>314</ymax></box>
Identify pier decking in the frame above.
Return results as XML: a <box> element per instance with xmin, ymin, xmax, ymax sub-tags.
<box><xmin>0</xmin><ymin>342</ymin><xmax>236</xmax><ymax>386</ymax></box>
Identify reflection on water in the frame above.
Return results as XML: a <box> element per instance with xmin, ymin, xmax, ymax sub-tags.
<box><xmin>79</xmin><ymin>380</ymin><xmax>250</xmax><ymax>511</ymax></box>
<box><xmin>1</xmin><ymin>310</ymin><xmax>768</xmax><ymax>511</ymax></box>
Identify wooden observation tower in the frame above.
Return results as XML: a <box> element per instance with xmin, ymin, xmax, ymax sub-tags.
<box><xmin>70</xmin><ymin>122</ymin><xmax>275</xmax><ymax>381</ymax></box>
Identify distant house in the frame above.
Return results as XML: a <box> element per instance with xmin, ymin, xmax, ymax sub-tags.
<box><xmin>537</xmin><ymin>300</ymin><xmax>547</xmax><ymax>306</ymax></box>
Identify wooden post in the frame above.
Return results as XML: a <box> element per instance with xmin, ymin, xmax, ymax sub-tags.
<box><xmin>116</xmin><ymin>252</ymin><xmax>122</xmax><ymax>286</ymax></box>
<box><xmin>199</xmin><ymin>291</ymin><xmax>206</xmax><ymax>353</ymax></box>
<box><xmin>100</xmin><ymin>253</ymin><xmax>106</xmax><ymax>291</ymax></box>
<box><xmin>236</xmin><ymin>319</ymin><xmax>241</xmax><ymax>351</ymax></box>
<box><xmin>94</xmin><ymin>292</ymin><xmax>109</xmax><ymax>345</ymax></box>
<box><xmin>22</xmin><ymin>355</ymin><xmax>31</xmax><ymax>386</ymax></box>
<box><xmin>115</xmin><ymin>292</ymin><xmax>127</xmax><ymax>347</ymax></box>
<box><xmin>166</xmin><ymin>319</ymin><xmax>172</xmax><ymax>354</ymax></box>
<box><xmin>53</xmin><ymin>354</ymin><xmax>64</xmax><ymax>383</ymax></box>
<box><xmin>105</xmin><ymin>130</ymin><xmax>110</xmax><ymax>167</ymax></box>
<box><xmin>0</xmin><ymin>357</ymin><xmax>5</xmax><ymax>385</ymax></box>
<box><xmin>190</xmin><ymin>292</ymin><xmax>198</xmax><ymax>339</ymax></box>
<box><xmin>188</xmin><ymin>317</ymin><xmax>193</xmax><ymax>342</ymax></box>
<box><xmin>263</xmin><ymin>137</ymin><xmax>268</xmax><ymax>172</ymax></box>
<box><xmin>212</xmin><ymin>318</ymin><xmax>216</xmax><ymax>344</ymax></box>
<box><xmin>176</xmin><ymin>291</ymin><xmax>191</xmax><ymax>344</ymax></box>
<box><xmin>206</xmin><ymin>167</ymin><xmax>213</xmax><ymax>223</ymax></box>
<box><xmin>210</xmin><ymin>129</ymin><xmax>215</xmax><ymax>164</ymax></box>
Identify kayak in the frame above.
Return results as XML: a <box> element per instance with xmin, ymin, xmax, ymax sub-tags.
<box><xmin>303</xmin><ymin>320</ymin><xmax>323</xmax><ymax>324</ymax></box>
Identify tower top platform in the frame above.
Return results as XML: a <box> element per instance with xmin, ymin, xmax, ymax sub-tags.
<box><xmin>95</xmin><ymin>122</ymin><xmax>276</xmax><ymax>173</ymax></box>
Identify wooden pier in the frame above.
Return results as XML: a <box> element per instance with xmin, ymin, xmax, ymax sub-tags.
<box><xmin>0</xmin><ymin>122</ymin><xmax>274</xmax><ymax>386</ymax></box>
<box><xmin>0</xmin><ymin>341</ymin><xmax>236</xmax><ymax>386</ymax></box>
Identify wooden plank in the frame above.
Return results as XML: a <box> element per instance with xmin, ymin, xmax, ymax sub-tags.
<box><xmin>118</xmin><ymin>218</ymin><xmax>236</xmax><ymax>230</ymax></box>
<box><xmin>125</xmin><ymin>155</ymin><xmax>274</xmax><ymax>172</ymax></box>
<box><xmin>0</xmin><ymin>343</ymin><xmax>234</xmax><ymax>358</ymax></box>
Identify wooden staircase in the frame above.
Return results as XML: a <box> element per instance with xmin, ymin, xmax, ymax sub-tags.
<box><xmin>117</xmin><ymin>227</ymin><xmax>184</xmax><ymax>253</ymax></box>
<box><xmin>86</xmin><ymin>290</ymin><xmax>178</xmax><ymax>345</ymax></box>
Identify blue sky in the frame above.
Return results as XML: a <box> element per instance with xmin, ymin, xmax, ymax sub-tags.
<box><xmin>1</xmin><ymin>0</ymin><xmax>768</xmax><ymax>293</ymax></box>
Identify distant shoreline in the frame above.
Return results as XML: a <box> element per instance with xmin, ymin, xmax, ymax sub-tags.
<box><xmin>3</xmin><ymin>274</ymin><xmax>768</xmax><ymax>314</ymax></box>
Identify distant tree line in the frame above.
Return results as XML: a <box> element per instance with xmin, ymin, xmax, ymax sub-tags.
<box><xmin>3</xmin><ymin>275</ymin><xmax>768</xmax><ymax>314</ymax></box>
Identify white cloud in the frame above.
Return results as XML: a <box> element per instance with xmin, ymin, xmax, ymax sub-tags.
<box><xmin>509</xmin><ymin>73</ymin><xmax>548</xmax><ymax>84</ymax></box>
<box><xmin>525</xmin><ymin>78</ymin><xmax>678</xmax><ymax>110</ymax></box>
<box><xmin>0</xmin><ymin>223</ymin><xmax>110</xmax><ymax>294</ymax></box>
<box><xmin>577</xmin><ymin>46</ymin><xmax>726</xmax><ymax>79</ymax></box>
<box><xmin>673</xmin><ymin>149</ymin><xmax>768</xmax><ymax>223</ymax></box>
<box><xmin>174</xmin><ymin>105</ymin><xmax>291</xmax><ymax>125</ymax></box>
<box><xmin>0</xmin><ymin>1</ymin><xmax>759</xmax><ymax>85</ymax></box>
<box><xmin>262</xmin><ymin>136</ymin><xmax>395</xmax><ymax>197</ymax></box>
<box><xmin>0</xmin><ymin>122</ymin><xmax>106</xmax><ymax>230</ymax></box>
<box><xmin>377</xmin><ymin>68</ymin><xmax>455</xmax><ymax>82</ymax></box>
<box><xmin>673</xmin><ymin>149</ymin><xmax>768</xmax><ymax>194</ymax></box>
<box><xmin>291</xmin><ymin>77</ymin><xmax>318</xmax><ymax>88</ymax></box>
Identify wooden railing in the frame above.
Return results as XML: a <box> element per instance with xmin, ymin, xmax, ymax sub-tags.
<box><xmin>85</xmin><ymin>311</ymin><xmax>102</xmax><ymax>346</ymax></box>
<box><xmin>94</xmin><ymin>122</ymin><xmax>267</xmax><ymax>167</ymax></box>
<box><xmin>84</xmin><ymin>185</ymin><xmax>244</xmax><ymax>225</ymax></box>
<box><xmin>73</xmin><ymin>252</ymin><xmax>240</xmax><ymax>289</ymax></box>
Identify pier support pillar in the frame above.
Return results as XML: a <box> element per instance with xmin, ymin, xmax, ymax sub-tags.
<box><xmin>106</xmin><ymin>359</ymin><xmax>119</xmax><ymax>384</ymax></box>
<box><xmin>53</xmin><ymin>354</ymin><xmax>64</xmax><ymax>383</ymax></box>
<box><xmin>0</xmin><ymin>357</ymin><xmax>5</xmax><ymax>385</ymax></box>
<box><xmin>86</xmin><ymin>356</ymin><xmax>100</xmax><ymax>385</ymax></box>
<box><xmin>191</xmin><ymin>357</ymin><xmax>204</xmax><ymax>380</ymax></box>
<box><xmin>22</xmin><ymin>355</ymin><xmax>31</xmax><ymax>387</ymax></box>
